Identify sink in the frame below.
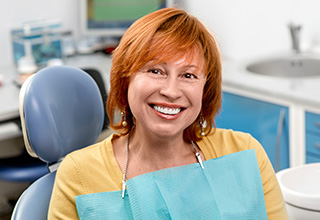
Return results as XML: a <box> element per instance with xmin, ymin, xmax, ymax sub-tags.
<box><xmin>276</xmin><ymin>163</ymin><xmax>320</xmax><ymax>210</ymax></box>
<box><xmin>246</xmin><ymin>55</ymin><xmax>320</xmax><ymax>77</ymax></box>
<box><xmin>276</xmin><ymin>163</ymin><xmax>320</xmax><ymax>219</ymax></box>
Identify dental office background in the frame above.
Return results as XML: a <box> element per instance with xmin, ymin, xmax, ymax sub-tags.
<box><xmin>1</xmin><ymin>0</ymin><xmax>320</xmax><ymax>69</ymax></box>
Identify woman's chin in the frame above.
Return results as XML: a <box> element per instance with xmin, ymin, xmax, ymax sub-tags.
<box><xmin>147</xmin><ymin>125</ymin><xmax>185</xmax><ymax>140</ymax></box>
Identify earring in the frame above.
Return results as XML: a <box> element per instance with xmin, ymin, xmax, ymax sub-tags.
<box><xmin>199</xmin><ymin>117</ymin><xmax>207</xmax><ymax>136</ymax></box>
<box><xmin>121</xmin><ymin>110</ymin><xmax>128</xmax><ymax>127</ymax></box>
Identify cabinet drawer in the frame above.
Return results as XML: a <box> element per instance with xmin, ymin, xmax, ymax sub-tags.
<box><xmin>305</xmin><ymin>133</ymin><xmax>320</xmax><ymax>158</ymax></box>
<box><xmin>305</xmin><ymin>111</ymin><xmax>320</xmax><ymax>134</ymax></box>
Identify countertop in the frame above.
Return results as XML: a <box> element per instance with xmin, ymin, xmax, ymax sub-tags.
<box><xmin>222</xmin><ymin>58</ymin><xmax>320</xmax><ymax>109</ymax></box>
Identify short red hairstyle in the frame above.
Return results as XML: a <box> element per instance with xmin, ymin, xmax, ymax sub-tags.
<box><xmin>107</xmin><ymin>7</ymin><xmax>222</xmax><ymax>142</ymax></box>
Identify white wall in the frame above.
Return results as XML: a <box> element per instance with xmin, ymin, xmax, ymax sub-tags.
<box><xmin>1</xmin><ymin>0</ymin><xmax>320</xmax><ymax>68</ymax></box>
<box><xmin>0</xmin><ymin>0</ymin><xmax>80</xmax><ymax>68</ymax></box>
<box><xmin>182</xmin><ymin>0</ymin><xmax>320</xmax><ymax>61</ymax></box>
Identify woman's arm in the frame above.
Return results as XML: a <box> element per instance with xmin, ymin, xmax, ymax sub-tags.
<box><xmin>250</xmin><ymin>136</ymin><xmax>289</xmax><ymax>219</ymax></box>
<box><xmin>48</xmin><ymin>155</ymin><xmax>84</xmax><ymax>220</ymax></box>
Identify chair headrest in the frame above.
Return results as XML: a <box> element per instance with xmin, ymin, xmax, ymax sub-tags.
<box><xmin>19</xmin><ymin>66</ymin><xmax>104</xmax><ymax>164</ymax></box>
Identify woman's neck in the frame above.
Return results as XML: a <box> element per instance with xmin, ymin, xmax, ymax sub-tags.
<box><xmin>127</xmin><ymin>127</ymin><xmax>196</xmax><ymax>173</ymax></box>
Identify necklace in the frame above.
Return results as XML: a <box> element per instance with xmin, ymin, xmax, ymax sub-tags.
<box><xmin>121</xmin><ymin>133</ymin><xmax>205</xmax><ymax>198</ymax></box>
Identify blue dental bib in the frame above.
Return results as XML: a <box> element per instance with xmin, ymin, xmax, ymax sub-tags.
<box><xmin>75</xmin><ymin>149</ymin><xmax>267</xmax><ymax>219</ymax></box>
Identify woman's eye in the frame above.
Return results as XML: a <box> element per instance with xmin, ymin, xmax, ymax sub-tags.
<box><xmin>184</xmin><ymin>73</ymin><xmax>197</xmax><ymax>79</ymax></box>
<box><xmin>148</xmin><ymin>69</ymin><xmax>162</xmax><ymax>75</ymax></box>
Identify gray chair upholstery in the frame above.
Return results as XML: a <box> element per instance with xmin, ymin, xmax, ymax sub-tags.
<box><xmin>11</xmin><ymin>66</ymin><xmax>104</xmax><ymax>219</ymax></box>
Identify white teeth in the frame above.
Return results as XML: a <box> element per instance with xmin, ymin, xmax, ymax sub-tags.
<box><xmin>153</xmin><ymin>105</ymin><xmax>181</xmax><ymax>115</ymax></box>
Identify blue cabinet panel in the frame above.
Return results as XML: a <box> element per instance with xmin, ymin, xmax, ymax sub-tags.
<box><xmin>305</xmin><ymin>111</ymin><xmax>320</xmax><ymax>163</ymax></box>
<box><xmin>305</xmin><ymin>133</ymin><xmax>320</xmax><ymax>158</ymax></box>
<box><xmin>215</xmin><ymin>92</ymin><xmax>290</xmax><ymax>171</ymax></box>
<box><xmin>305</xmin><ymin>111</ymin><xmax>320</xmax><ymax>135</ymax></box>
<box><xmin>306</xmin><ymin>155</ymin><xmax>320</xmax><ymax>163</ymax></box>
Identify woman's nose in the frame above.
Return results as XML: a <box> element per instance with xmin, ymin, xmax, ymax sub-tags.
<box><xmin>159</xmin><ymin>77</ymin><xmax>182</xmax><ymax>100</ymax></box>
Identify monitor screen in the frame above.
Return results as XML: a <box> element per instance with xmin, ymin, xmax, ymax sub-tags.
<box><xmin>80</xmin><ymin>0</ymin><xmax>175</xmax><ymax>37</ymax></box>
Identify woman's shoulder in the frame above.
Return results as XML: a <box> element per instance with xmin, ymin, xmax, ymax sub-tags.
<box><xmin>59</xmin><ymin>133</ymin><xmax>116</xmax><ymax>172</ymax></box>
<box><xmin>55</xmin><ymin>133</ymin><xmax>122</xmax><ymax>193</ymax></box>
<box><xmin>198</xmin><ymin>128</ymin><xmax>262</xmax><ymax>159</ymax></box>
<box><xmin>206</xmin><ymin>128</ymin><xmax>255</xmax><ymax>147</ymax></box>
<box><xmin>69</xmin><ymin>134</ymin><xmax>113</xmax><ymax>160</ymax></box>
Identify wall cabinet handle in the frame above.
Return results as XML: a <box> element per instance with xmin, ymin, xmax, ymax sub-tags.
<box><xmin>275</xmin><ymin>109</ymin><xmax>286</xmax><ymax>172</ymax></box>
<box><xmin>314</xmin><ymin>143</ymin><xmax>320</xmax><ymax>150</ymax></box>
<box><xmin>313</xmin><ymin>121</ymin><xmax>320</xmax><ymax>129</ymax></box>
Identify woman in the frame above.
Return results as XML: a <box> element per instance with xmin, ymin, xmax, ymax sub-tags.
<box><xmin>48</xmin><ymin>7</ymin><xmax>288</xmax><ymax>219</ymax></box>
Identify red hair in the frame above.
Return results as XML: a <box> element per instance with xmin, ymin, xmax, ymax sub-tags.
<box><xmin>107</xmin><ymin>7</ymin><xmax>222</xmax><ymax>142</ymax></box>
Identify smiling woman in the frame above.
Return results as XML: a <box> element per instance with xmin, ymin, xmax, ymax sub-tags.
<box><xmin>48</xmin><ymin>7</ymin><xmax>289</xmax><ymax>220</ymax></box>
<box><xmin>108</xmin><ymin>8</ymin><xmax>221</xmax><ymax>142</ymax></box>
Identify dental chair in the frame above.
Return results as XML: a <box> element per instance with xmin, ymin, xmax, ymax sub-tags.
<box><xmin>11</xmin><ymin>66</ymin><xmax>104</xmax><ymax>220</ymax></box>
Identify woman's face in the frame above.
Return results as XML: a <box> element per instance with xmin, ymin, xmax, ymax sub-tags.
<box><xmin>127</xmin><ymin>51</ymin><xmax>206</xmax><ymax>140</ymax></box>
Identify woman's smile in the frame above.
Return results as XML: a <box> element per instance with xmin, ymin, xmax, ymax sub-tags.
<box><xmin>149</xmin><ymin>103</ymin><xmax>185</xmax><ymax>121</ymax></box>
<box><xmin>152</xmin><ymin>105</ymin><xmax>182</xmax><ymax>115</ymax></box>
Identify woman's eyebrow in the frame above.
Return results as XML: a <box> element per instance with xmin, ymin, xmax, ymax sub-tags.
<box><xmin>144</xmin><ymin>61</ymin><xmax>199</xmax><ymax>69</ymax></box>
<box><xmin>185</xmin><ymin>65</ymin><xmax>198</xmax><ymax>68</ymax></box>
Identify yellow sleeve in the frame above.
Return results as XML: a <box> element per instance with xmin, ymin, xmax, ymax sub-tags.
<box><xmin>48</xmin><ymin>155</ymin><xmax>84</xmax><ymax>220</ymax></box>
<box><xmin>249</xmin><ymin>136</ymin><xmax>289</xmax><ymax>219</ymax></box>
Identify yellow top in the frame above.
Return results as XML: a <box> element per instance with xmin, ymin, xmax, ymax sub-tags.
<box><xmin>48</xmin><ymin>129</ymin><xmax>288</xmax><ymax>219</ymax></box>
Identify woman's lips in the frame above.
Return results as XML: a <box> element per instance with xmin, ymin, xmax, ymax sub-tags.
<box><xmin>152</xmin><ymin>105</ymin><xmax>182</xmax><ymax>115</ymax></box>
<box><xmin>150</xmin><ymin>104</ymin><xmax>185</xmax><ymax>119</ymax></box>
